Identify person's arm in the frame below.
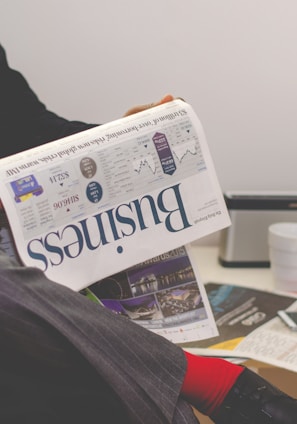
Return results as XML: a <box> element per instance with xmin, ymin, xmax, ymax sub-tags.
<box><xmin>0</xmin><ymin>250</ymin><xmax>197</xmax><ymax>423</ymax></box>
<box><xmin>0</xmin><ymin>45</ymin><xmax>97</xmax><ymax>158</ymax></box>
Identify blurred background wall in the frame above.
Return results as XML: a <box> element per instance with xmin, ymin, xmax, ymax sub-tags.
<box><xmin>1</xmin><ymin>0</ymin><xmax>297</xmax><ymax>196</ymax></box>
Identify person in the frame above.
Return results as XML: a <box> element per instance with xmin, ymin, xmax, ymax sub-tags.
<box><xmin>0</xmin><ymin>43</ymin><xmax>173</xmax><ymax>158</ymax></box>
<box><xmin>0</xmin><ymin>43</ymin><xmax>297</xmax><ymax>423</ymax></box>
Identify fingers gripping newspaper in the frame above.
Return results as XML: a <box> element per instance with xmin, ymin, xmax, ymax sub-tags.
<box><xmin>0</xmin><ymin>100</ymin><xmax>230</xmax><ymax>344</ymax></box>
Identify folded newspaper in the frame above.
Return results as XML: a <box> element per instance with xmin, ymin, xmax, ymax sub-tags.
<box><xmin>0</xmin><ymin>99</ymin><xmax>230</xmax><ymax>343</ymax></box>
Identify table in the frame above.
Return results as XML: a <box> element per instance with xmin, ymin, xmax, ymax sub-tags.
<box><xmin>190</xmin><ymin>243</ymin><xmax>275</xmax><ymax>291</ymax></box>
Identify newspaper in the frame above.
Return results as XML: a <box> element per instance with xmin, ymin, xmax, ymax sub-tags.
<box><xmin>0</xmin><ymin>100</ymin><xmax>230</xmax><ymax>291</ymax></box>
<box><xmin>0</xmin><ymin>100</ymin><xmax>229</xmax><ymax>344</ymax></box>
<box><xmin>182</xmin><ymin>282</ymin><xmax>297</xmax><ymax>372</ymax></box>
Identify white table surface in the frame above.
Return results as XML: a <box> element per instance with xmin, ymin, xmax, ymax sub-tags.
<box><xmin>190</xmin><ymin>243</ymin><xmax>276</xmax><ymax>292</ymax></box>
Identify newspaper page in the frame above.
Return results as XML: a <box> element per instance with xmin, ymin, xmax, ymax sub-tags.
<box><xmin>0</xmin><ymin>205</ymin><xmax>218</xmax><ymax>344</ymax></box>
<box><xmin>0</xmin><ymin>100</ymin><xmax>230</xmax><ymax>291</ymax></box>
<box><xmin>80</xmin><ymin>244</ymin><xmax>218</xmax><ymax>344</ymax></box>
<box><xmin>182</xmin><ymin>282</ymin><xmax>297</xmax><ymax>372</ymax></box>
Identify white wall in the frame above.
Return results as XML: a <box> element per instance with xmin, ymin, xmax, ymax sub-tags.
<box><xmin>1</xmin><ymin>0</ymin><xmax>297</xmax><ymax>193</ymax></box>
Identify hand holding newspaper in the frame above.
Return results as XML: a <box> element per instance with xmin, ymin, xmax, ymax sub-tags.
<box><xmin>0</xmin><ymin>100</ymin><xmax>230</xmax><ymax>344</ymax></box>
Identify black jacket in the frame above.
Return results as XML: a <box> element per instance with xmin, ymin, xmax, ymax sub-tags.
<box><xmin>0</xmin><ymin>45</ymin><xmax>97</xmax><ymax>158</ymax></box>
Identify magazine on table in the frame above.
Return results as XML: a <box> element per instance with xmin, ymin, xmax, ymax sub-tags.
<box><xmin>182</xmin><ymin>282</ymin><xmax>297</xmax><ymax>372</ymax></box>
<box><xmin>0</xmin><ymin>99</ymin><xmax>230</xmax><ymax>344</ymax></box>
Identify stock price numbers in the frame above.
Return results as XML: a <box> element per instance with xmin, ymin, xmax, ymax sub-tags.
<box><xmin>49</xmin><ymin>171</ymin><xmax>70</xmax><ymax>184</ymax></box>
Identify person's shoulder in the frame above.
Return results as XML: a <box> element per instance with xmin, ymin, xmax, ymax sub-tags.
<box><xmin>0</xmin><ymin>44</ymin><xmax>8</xmax><ymax>67</ymax></box>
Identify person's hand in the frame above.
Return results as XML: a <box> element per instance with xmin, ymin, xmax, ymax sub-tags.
<box><xmin>123</xmin><ymin>94</ymin><xmax>175</xmax><ymax>117</ymax></box>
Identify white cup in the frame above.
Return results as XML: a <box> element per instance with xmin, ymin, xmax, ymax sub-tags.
<box><xmin>268</xmin><ymin>222</ymin><xmax>297</xmax><ymax>292</ymax></box>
